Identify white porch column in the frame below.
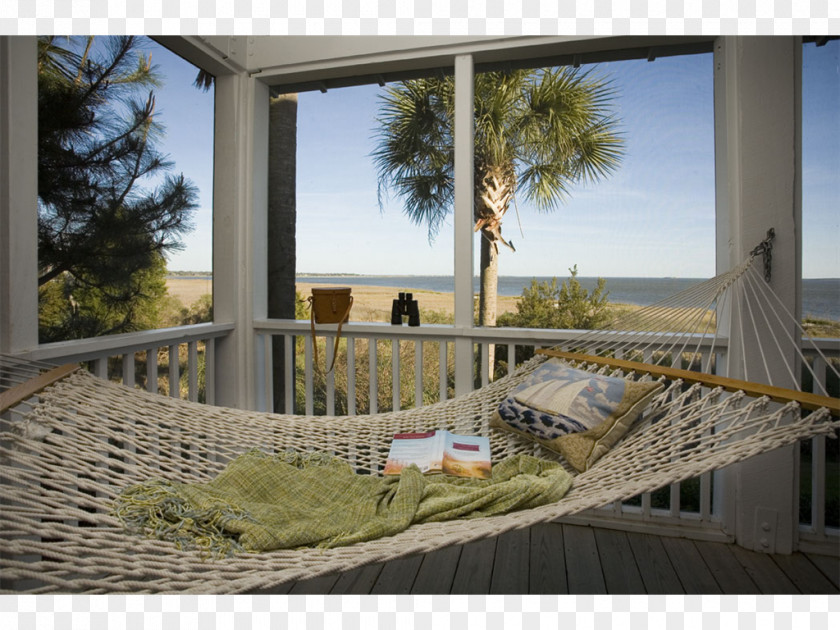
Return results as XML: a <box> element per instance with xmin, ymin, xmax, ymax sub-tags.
<box><xmin>0</xmin><ymin>37</ymin><xmax>38</xmax><ymax>355</ymax></box>
<box><xmin>453</xmin><ymin>54</ymin><xmax>475</xmax><ymax>397</ymax></box>
<box><xmin>212</xmin><ymin>71</ymin><xmax>270</xmax><ymax>409</ymax></box>
<box><xmin>714</xmin><ymin>36</ymin><xmax>802</xmax><ymax>553</ymax></box>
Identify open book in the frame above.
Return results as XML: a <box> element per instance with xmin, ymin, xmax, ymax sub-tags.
<box><xmin>383</xmin><ymin>430</ymin><xmax>492</xmax><ymax>479</ymax></box>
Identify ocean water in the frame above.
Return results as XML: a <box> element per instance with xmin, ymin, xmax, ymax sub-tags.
<box><xmin>297</xmin><ymin>275</ymin><xmax>840</xmax><ymax>321</ymax></box>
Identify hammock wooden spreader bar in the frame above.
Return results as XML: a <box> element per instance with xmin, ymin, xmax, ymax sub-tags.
<box><xmin>0</xmin><ymin>363</ymin><xmax>79</xmax><ymax>413</ymax></box>
<box><xmin>537</xmin><ymin>349</ymin><xmax>840</xmax><ymax>414</ymax></box>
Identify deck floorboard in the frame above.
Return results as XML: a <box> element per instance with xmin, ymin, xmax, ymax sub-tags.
<box><xmin>450</xmin><ymin>537</ymin><xmax>497</xmax><ymax>594</ymax></box>
<box><xmin>288</xmin><ymin>573</ymin><xmax>341</xmax><ymax>595</ymax></box>
<box><xmin>371</xmin><ymin>554</ymin><xmax>424</xmax><ymax>594</ymax></box>
<box><xmin>806</xmin><ymin>553</ymin><xmax>840</xmax><ymax>590</ymax></box>
<box><xmin>563</xmin><ymin>524</ymin><xmax>607</xmax><ymax>594</ymax></box>
<box><xmin>411</xmin><ymin>544</ymin><xmax>463</xmax><ymax>595</ymax></box>
<box><xmin>593</xmin><ymin>528</ymin><xmax>646</xmax><ymax>594</ymax></box>
<box><xmin>278</xmin><ymin>524</ymin><xmax>839</xmax><ymax>595</ymax></box>
<box><xmin>489</xmin><ymin>528</ymin><xmax>530</xmax><ymax>594</ymax></box>
<box><xmin>691</xmin><ymin>539</ymin><xmax>762</xmax><ymax>594</ymax></box>
<box><xmin>771</xmin><ymin>553</ymin><xmax>839</xmax><ymax>594</ymax></box>
<box><xmin>329</xmin><ymin>562</ymin><xmax>384</xmax><ymax>595</ymax></box>
<box><xmin>529</xmin><ymin>523</ymin><xmax>568</xmax><ymax>594</ymax></box>
<box><xmin>626</xmin><ymin>531</ymin><xmax>684</xmax><ymax>594</ymax></box>
<box><xmin>659</xmin><ymin>536</ymin><xmax>721</xmax><ymax>594</ymax></box>
<box><xmin>730</xmin><ymin>545</ymin><xmax>799</xmax><ymax>594</ymax></box>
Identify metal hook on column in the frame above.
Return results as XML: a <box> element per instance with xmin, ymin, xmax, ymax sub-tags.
<box><xmin>749</xmin><ymin>228</ymin><xmax>775</xmax><ymax>282</ymax></box>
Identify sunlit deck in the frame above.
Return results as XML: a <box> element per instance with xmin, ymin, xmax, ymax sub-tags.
<box><xmin>268</xmin><ymin>523</ymin><xmax>840</xmax><ymax>595</ymax></box>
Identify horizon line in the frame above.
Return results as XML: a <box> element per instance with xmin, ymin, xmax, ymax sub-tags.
<box><xmin>167</xmin><ymin>271</ymin><xmax>840</xmax><ymax>281</ymax></box>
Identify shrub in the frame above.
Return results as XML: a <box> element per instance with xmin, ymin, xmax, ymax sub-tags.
<box><xmin>497</xmin><ymin>265</ymin><xmax>610</xmax><ymax>331</ymax></box>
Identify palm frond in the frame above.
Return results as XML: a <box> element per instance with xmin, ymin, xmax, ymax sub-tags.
<box><xmin>512</xmin><ymin>66</ymin><xmax>624</xmax><ymax>203</ymax></box>
<box><xmin>372</xmin><ymin>64</ymin><xmax>625</xmax><ymax>238</ymax></box>
<box><xmin>372</xmin><ymin>78</ymin><xmax>455</xmax><ymax>241</ymax></box>
<box><xmin>516</xmin><ymin>161</ymin><xmax>574</xmax><ymax>211</ymax></box>
<box><xmin>193</xmin><ymin>70</ymin><xmax>215</xmax><ymax>92</ymax></box>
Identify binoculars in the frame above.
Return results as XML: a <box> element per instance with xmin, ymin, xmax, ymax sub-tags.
<box><xmin>391</xmin><ymin>292</ymin><xmax>420</xmax><ymax>326</ymax></box>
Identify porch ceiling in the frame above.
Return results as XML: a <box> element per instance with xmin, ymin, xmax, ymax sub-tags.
<box><xmin>154</xmin><ymin>34</ymin><xmax>716</xmax><ymax>94</ymax></box>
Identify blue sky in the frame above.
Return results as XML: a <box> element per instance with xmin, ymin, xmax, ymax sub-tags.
<box><xmin>802</xmin><ymin>40</ymin><xmax>840</xmax><ymax>280</ymax></box>
<box><xmin>148</xmin><ymin>38</ymin><xmax>838</xmax><ymax>279</ymax></box>
<box><xmin>136</xmin><ymin>39</ymin><xmax>216</xmax><ymax>268</ymax></box>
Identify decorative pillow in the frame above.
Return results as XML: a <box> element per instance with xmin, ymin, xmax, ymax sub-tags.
<box><xmin>490</xmin><ymin>359</ymin><xmax>664</xmax><ymax>472</ymax></box>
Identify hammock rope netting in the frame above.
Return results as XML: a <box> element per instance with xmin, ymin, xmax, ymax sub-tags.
<box><xmin>1</xmin><ymin>253</ymin><xmax>838</xmax><ymax>593</ymax></box>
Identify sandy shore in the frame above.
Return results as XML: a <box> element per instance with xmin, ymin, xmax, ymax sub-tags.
<box><xmin>166</xmin><ymin>277</ymin><xmax>519</xmax><ymax>321</ymax></box>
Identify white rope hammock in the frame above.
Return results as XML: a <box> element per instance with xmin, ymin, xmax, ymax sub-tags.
<box><xmin>1</xmin><ymin>254</ymin><xmax>838</xmax><ymax>594</ymax></box>
<box><xmin>562</xmin><ymin>257</ymin><xmax>839</xmax><ymax>399</ymax></box>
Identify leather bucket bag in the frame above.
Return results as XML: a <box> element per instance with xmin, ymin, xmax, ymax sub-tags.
<box><xmin>307</xmin><ymin>287</ymin><xmax>353</xmax><ymax>372</ymax></box>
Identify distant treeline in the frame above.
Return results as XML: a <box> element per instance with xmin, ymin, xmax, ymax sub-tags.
<box><xmin>297</xmin><ymin>273</ymin><xmax>364</xmax><ymax>277</ymax></box>
<box><xmin>167</xmin><ymin>272</ymin><xmax>369</xmax><ymax>278</ymax></box>
<box><xmin>167</xmin><ymin>271</ymin><xmax>213</xmax><ymax>277</ymax></box>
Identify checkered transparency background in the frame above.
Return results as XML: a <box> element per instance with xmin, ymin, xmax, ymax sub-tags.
<box><xmin>0</xmin><ymin>0</ymin><xmax>838</xmax><ymax>34</ymax></box>
<box><xmin>2</xmin><ymin>0</ymin><xmax>838</xmax><ymax>626</ymax></box>
<box><xmin>3</xmin><ymin>593</ymin><xmax>840</xmax><ymax>627</ymax></box>
<box><xmin>3</xmin><ymin>595</ymin><xmax>839</xmax><ymax>628</ymax></box>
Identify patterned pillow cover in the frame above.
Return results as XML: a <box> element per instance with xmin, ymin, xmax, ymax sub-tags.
<box><xmin>490</xmin><ymin>358</ymin><xmax>664</xmax><ymax>472</ymax></box>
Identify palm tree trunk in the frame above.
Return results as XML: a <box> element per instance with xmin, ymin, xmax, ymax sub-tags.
<box><xmin>268</xmin><ymin>93</ymin><xmax>297</xmax><ymax>412</ymax></box>
<box><xmin>475</xmin><ymin>164</ymin><xmax>514</xmax><ymax>382</ymax></box>
<box><xmin>478</xmin><ymin>234</ymin><xmax>498</xmax><ymax>327</ymax></box>
<box><xmin>478</xmin><ymin>233</ymin><xmax>497</xmax><ymax>381</ymax></box>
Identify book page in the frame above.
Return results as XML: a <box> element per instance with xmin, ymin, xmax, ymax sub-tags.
<box><xmin>441</xmin><ymin>433</ymin><xmax>492</xmax><ymax>479</ymax></box>
<box><xmin>383</xmin><ymin>431</ymin><xmax>438</xmax><ymax>475</ymax></box>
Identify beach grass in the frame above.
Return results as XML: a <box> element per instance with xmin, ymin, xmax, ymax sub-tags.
<box><xmin>166</xmin><ymin>277</ymin><xmax>213</xmax><ymax>307</ymax></box>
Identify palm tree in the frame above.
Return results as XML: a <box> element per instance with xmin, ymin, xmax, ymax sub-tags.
<box><xmin>373</xmin><ymin>67</ymin><xmax>624</xmax><ymax>331</ymax></box>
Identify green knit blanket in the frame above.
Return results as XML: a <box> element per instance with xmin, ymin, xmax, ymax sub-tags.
<box><xmin>113</xmin><ymin>449</ymin><xmax>573</xmax><ymax>556</ymax></box>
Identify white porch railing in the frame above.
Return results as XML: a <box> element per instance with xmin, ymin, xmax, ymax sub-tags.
<box><xmin>797</xmin><ymin>338</ymin><xmax>840</xmax><ymax>553</ymax></box>
<box><xmin>21</xmin><ymin>322</ymin><xmax>234</xmax><ymax>404</ymax></box>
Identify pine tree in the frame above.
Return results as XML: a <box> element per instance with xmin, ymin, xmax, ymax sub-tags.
<box><xmin>37</xmin><ymin>36</ymin><xmax>198</xmax><ymax>341</ymax></box>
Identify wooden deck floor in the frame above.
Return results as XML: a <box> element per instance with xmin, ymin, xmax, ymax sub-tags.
<box><xmin>264</xmin><ymin>523</ymin><xmax>840</xmax><ymax>595</ymax></box>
